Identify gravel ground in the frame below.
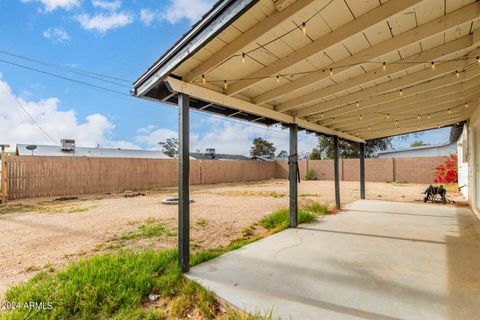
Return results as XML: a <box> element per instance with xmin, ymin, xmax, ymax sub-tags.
<box><xmin>0</xmin><ymin>179</ymin><xmax>466</xmax><ymax>298</ymax></box>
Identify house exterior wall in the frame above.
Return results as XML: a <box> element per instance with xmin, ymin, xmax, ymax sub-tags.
<box><xmin>457</xmin><ymin>126</ymin><xmax>469</xmax><ymax>199</ymax></box>
<box><xmin>378</xmin><ymin>143</ymin><xmax>457</xmax><ymax>158</ymax></box>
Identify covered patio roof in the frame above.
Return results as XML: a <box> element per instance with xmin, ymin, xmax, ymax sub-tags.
<box><xmin>134</xmin><ymin>0</ymin><xmax>480</xmax><ymax>142</ymax></box>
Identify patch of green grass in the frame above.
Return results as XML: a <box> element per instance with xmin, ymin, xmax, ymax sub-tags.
<box><xmin>67</xmin><ymin>205</ymin><xmax>94</xmax><ymax>213</ymax></box>
<box><xmin>303</xmin><ymin>202</ymin><xmax>329</xmax><ymax>215</ymax></box>
<box><xmin>242</xmin><ymin>226</ymin><xmax>254</xmax><ymax>237</ymax></box>
<box><xmin>299</xmin><ymin>193</ymin><xmax>319</xmax><ymax>197</ymax></box>
<box><xmin>121</xmin><ymin>221</ymin><xmax>176</xmax><ymax>240</ymax></box>
<box><xmin>196</xmin><ymin>217</ymin><xmax>208</xmax><ymax>227</ymax></box>
<box><xmin>0</xmin><ymin>204</ymin><xmax>35</xmax><ymax>214</ymax></box>
<box><xmin>260</xmin><ymin>203</ymin><xmax>327</xmax><ymax>231</ymax></box>
<box><xmin>3</xmin><ymin>249</ymin><xmax>270</xmax><ymax>320</ymax></box>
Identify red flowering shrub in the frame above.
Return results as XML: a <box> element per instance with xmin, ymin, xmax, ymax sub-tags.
<box><xmin>433</xmin><ymin>153</ymin><xmax>458</xmax><ymax>184</ymax></box>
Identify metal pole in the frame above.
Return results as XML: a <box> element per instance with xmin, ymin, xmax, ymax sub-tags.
<box><xmin>334</xmin><ymin>136</ymin><xmax>341</xmax><ymax>209</ymax></box>
<box><xmin>178</xmin><ymin>93</ymin><xmax>190</xmax><ymax>272</ymax></box>
<box><xmin>289</xmin><ymin>124</ymin><xmax>298</xmax><ymax>227</ymax></box>
<box><xmin>360</xmin><ymin>142</ymin><xmax>366</xmax><ymax>200</ymax></box>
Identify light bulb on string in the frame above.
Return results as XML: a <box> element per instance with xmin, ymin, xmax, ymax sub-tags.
<box><xmin>330</xmin><ymin>68</ymin><xmax>333</xmax><ymax>77</ymax></box>
<box><xmin>477</xmin><ymin>56</ymin><xmax>480</xmax><ymax>64</ymax></box>
<box><xmin>301</xmin><ymin>22</ymin><xmax>307</xmax><ymax>35</ymax></box>
<box><xmin>386</xmin><ymin>114</ymin><xmax>390</xmax><ymax>119</ymax></box>
<box><xmin>321</xmin><ymin>112</ymin><xmax>324</xmax><ymax>119</ymax></box>
<box><xmin>417</xmin><ymin>114</ymin><xmax>420</xmax><ymax>120</ymax></box>
<box><xmin>382</xmin><ymin>62</ymin><xmax>386</xmax><ymax>71</ymax></box>
<box><xmin>356</xmin><ymin>101</ymin><xmax>359</xmax><ymax>108</ymax></box>
<box><xmin>276</xmin><ymin>75</ymin><xmax>280</xmax><ymax>85</ymax></box>
<box><xmin>448</xmin><ymin>108</ymin><xmax>451</xmax><ymax>115</ymax></box>
<box><xmin>456</xmin><ymin>70</ymin><xmax>460</xmax><ymax>78</ymax></box>
<box><xmin>399</xmin><ymin>89</ymin><xmax>403</xmax><ymax>96</ymax></box>
<box><xmin>202</xmin><ymin>75</ymin><xmax>206</xmax><ymax>84</ymax></box>
<box><xmin>224</xmin><ymin>80</ymin><xmax>228</xmax><ymax>90</ymax></box>
<box><xmin>359</xmin><ymin>114</ymin><xmax>363</xmax><ymax>121</ymax></box>
<box><xmin>465</xmin><ymin>102</ymin><xmax>469</xmax><ymax>108</ymax></box>
<box><xmin>427</xmin><ymin>114</ymin><xmax>431</xmax><ymax>119</ymax></box>
<box><xmin>242</xmin><ymin>53</ymin><xmax>246</xmax><ymax>64</ymax></box>
<box><xmin>431</xmin><ymin>61</ymin><xmax>436</xmax><ymax>70</ymax></box>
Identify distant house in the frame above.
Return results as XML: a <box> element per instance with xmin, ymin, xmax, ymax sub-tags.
<box><xmin>377</xmin><ymin>125</ymin><xmax>462</xmax><ymax>158</ymax></box>
<box><xmin>190</xmin><ymin>148</ymin><xmax>251</xmax><ymax>160</ymax></box>
<box><xmin>16</xmin><ymin>140</ymin><xmax>170</xmax><ymax>159</ymax></box>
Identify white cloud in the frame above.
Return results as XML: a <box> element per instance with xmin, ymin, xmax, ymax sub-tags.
<box><xmin>0</xmin><ymin>77</ymin><xmax>138</xmax><ymax>151</ymax></box>
<box><xmin>161</xmin><ymin>0</ymin><xmax>215</xmax><ymax>24</ymax></box>
<box><xmin>43</xmin><ymin>27</ymin><xmax>71</xmax><ymax>43</ymax></box>
<box><xmin>21</xmin><ymin>0</ymin><xmax>81</xmax><ymax>12</ymax></box>
<box><xmin>139</xmin><ymin>8</ymin><xmax>156</xmax><ymax>26</ymax></box>
<box><xmin>75</xmin><ymin>11</ymin><xmax>133</xmax><ymax>33</ymax></box>
<box><xmin>140</xmin><ymin>0</ymin><xmax>215</xmax><ymax>26</ymax></box>
<box><xmin>92</xmin><ymin>0</ymin><xmax>121</xmax><ymax>11</ymax></box>
<box><xmin>135</xmin><ymin>119</ymin><xmax>318</xmax><ymax>156</ymax></box>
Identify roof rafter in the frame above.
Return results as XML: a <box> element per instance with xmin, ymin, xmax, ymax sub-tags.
<box><xmin>322</xmin><ymin>73</ymin><xmax>480</xmax><ymax>127</ymax></box>
<box><xmin>275</xmin><ymin>34</ymin><xmax>476</xmax><ymax>112</ymax></box>
<box><xmin>223</xmin><ymin>0</ymin><xmax>423</xmax><ymax>97</ymax></box>
<box><xmin>182</xmin><ymin>0</ymin><xmax>318</xmax><ymax>82</ymax></box>
<box><xmin>333</xmin><ymin>91</ymin><xmax>479</xmax><ymax>132</ymax></box>
<box><xmin>298</xmin><ymin>57</ymin><xmax>475</xmax><ymax>118</ymax></box>
<box><xmin>164</xmin><ymin>76</ymin><xmax>364</xmax><ymax>142</ymax></box>
<box><xmin>252</xmin><ymin>1</ymin><xmax>480</xmax><ymax>105</ymax></box>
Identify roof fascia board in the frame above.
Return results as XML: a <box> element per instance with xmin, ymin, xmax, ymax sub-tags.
<box><xmin>134</xmin><ymin>0</ymin><xmax>259</xmax><ymax>96</ymax></box>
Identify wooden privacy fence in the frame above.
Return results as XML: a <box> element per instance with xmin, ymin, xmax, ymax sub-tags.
<box><xmin>3</xmin><ymin>156</ymin><xmax>276</xmax><ymax>200</ymax></box>
<box><xmin>2</xmin><ymin>155</ymin><xmax>445</xmax><ymax>200</ymax></box>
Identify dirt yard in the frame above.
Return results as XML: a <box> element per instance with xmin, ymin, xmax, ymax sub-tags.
<box><xmin>0</xmin><ymin>179</ymin><xmax>466</xmax><ymax>298</ymax></box>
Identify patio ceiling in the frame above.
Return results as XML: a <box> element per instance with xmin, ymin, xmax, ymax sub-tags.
<box><xmin>133</xmin><ymin>0</ymin><xmax>480</xmax><ymax>142</ymax></box>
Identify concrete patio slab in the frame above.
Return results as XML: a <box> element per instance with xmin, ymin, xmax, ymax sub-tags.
<box><xmin>187</xmin><ymin>200</ymin><xmax>480</xmax><ymax>320</ymax></box>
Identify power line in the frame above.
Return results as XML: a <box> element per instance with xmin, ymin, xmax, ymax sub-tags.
<box><xmin>0</xmin><ymin>81</ymin><xmax>59</xmax><ymax>145</ymax></box>
<box><xmin>0</xmin><ymin>49</ymin><xmax>132</xmax><ymax>87</ymax></box>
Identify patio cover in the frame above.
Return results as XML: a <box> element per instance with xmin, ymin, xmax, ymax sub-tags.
<box><xmin>133</xmin><ymin>0</ymin><xmax>480</xmax><ymax>141</ymax></box>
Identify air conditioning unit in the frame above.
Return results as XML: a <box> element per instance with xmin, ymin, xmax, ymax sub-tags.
<box><xmin>61</xmin><ymin>139</ymin><xmax>76</xmax><ymax>152</ymax></box>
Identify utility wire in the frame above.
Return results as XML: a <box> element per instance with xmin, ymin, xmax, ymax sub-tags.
<box><xmin>0</xmin><ymin>81</ymin><xmax>59</xmax><ymax>145</ymax></box>
<box><xmin>0</xmin><ymin>49</ymin><xmax>132</xmax><ymax>87</ymax></box>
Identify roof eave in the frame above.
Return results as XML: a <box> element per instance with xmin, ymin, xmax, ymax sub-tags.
<box><xmin>133</xmin><ymin>0</ymin><xmax>259</xmax><ymax>97</ymax></box>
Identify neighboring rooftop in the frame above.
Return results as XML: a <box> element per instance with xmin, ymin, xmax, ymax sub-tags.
<box><xmin>16</xmin><ymin>144</ymin><xmax>171</xmax><ymax>159</ymax></box>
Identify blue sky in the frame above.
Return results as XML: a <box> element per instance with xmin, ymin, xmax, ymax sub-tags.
<box><xmin>0</xmin><ymin>0</ymin><xmax>451</xmax><ymax>155</ymax></box>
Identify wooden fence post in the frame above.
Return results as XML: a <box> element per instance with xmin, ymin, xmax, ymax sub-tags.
<box><xmin>1</xmin><ymin>147</ymin><xmax>8</xmax><ymax>204</ymax></box>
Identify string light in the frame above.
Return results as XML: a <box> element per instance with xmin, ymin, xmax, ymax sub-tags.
<box><xmin>329</xmin><ymin>68</ymin><xmax>333</xmax><ymax>77</ymax></box>
<box><xmin>202</xmin><ymin>75</ymin><xmax>206</xmax><ymax>84</ymax></box>
<box><xmin>427</xmin><ymin>114</ymin><xmax>431</xmax><ymax>119</ymax></box>
<box><xmin>395</xmin><ymin>120</ymin><xmax>399</xmax><ymax>126</ymax></box>
<box><xmin>276</xmin><ymin>75</ymin><xmax>280</xmax><ymax>84</ymax></box>
<box><xmin>332</xmin><ymin>117</ymin><xmax>335</xmax><ymax>124</ymax></box>
<box><xmin>224</xmin><ymin>80</ymin><xmax>228</xmax><ymax>90</ymax></box>
<box><xmin>456</xmin><ymin>70</ymin><xmax>460</xmax><ymax>78</ymax></box>
<box><xmin>359</xmin><ymin>114</ymin><xmax>363</xmax><ymax>120</ymax></box>
<box><xmin>399</xmin><ymin>89</ymin><xmax>403</xmax><ymax>96</ymax></box>
<box><xmin>417</xmin><ymin>126</ymin><xmax>420</xmax><ymax>130</ymax></box>
<box><xmin>477</xmin><ymin>56</ymin><xmax>480</xmax><ymax>64</ymax></box>
<box><xmin>386</xmin><ymin>114</ymin><xmax>390</xmax><ymax>119</ymax></box>
<box><xmin>321</xmin><ymin>112</ymin><xmax>324</xmax><ymax>119</ymax></box>
<box><xmin>356</xmin><ymin>101</ymin><xmax>359</xmax><ymax>108</ymax></box>
<box><xmin>417</xmin><ymin>114</ymin><xmax>420</xmax><ymax>120</ymax></box>
<box><xmin>368</xmin><ymin>126</ymin><xmax>371</xmax><ymax>131</ymax></box>
<box><xmin>448</xmin><ymin>108</ymin><xmax>452</xmax><ymax>114</ymax></box>
<box><xmin>465</xmin><ymin>102</ymin><xmax>469</xmax><ymax>108</ymax></box>
<box><xmin>242</xmin><ymin>53</ymin><xmax>246</xmax><ymax>64</ymax></box>
<box><xmin>382</xmin><ymin>62</ymin><xmax>386</xmax><ymax>71</ymax></box>
<box><xmin>301</xmin><ymin>22</ymin><xmax>307</xmax><ymax>35</ymax></box>
<box><xmin>431</xmin><ymin>61</ymin><xmax>436</xmax><ymax>70</ymax></box>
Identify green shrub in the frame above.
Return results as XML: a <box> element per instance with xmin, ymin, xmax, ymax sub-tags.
<box><xmin>304</xmin><ymin>168</ymin><xmax>315</xmax><ymax>180</ymax></box>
